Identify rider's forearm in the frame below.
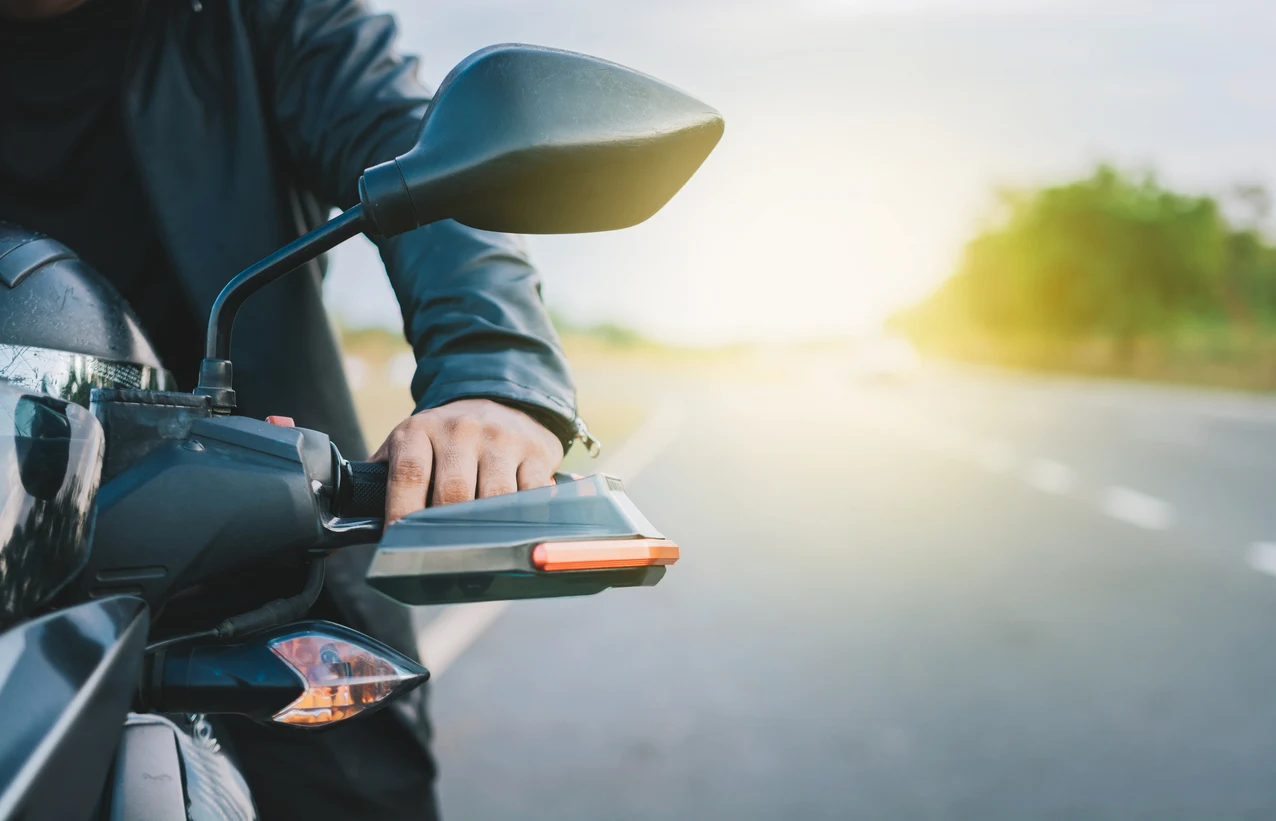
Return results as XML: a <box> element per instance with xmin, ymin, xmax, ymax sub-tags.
<box><xmin>375</xmin><ymin>222</ymin><xmax>578</xmax><ymax>449</ymax></box>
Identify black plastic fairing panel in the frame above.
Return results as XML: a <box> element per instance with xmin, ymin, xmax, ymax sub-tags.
<box><xmin>90</xmin><ymin>389</ymin><xmax>213</xmax><ymax>482</ymax></box>
<box><xmin>83</xmin><ymin>416</ymin><xmax>332</xmax><ymax>605</ymax></box>
<box><xmin>0</xmin><ymin>596</ymin><xmax>148</xmax><ymax>821</ymax></box>
<box><xmin>0</xmin><ymin>384</ymin><xmax>104</xmax><ymax>629</ymax></box>
<box><xmin>366</xmin><ymin>474</ymin><xmax>670</xmax><ymax>605</ymax></box>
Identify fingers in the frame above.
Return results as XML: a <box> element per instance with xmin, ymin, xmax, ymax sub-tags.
<box><xmin>516</xmin><ymin>460</ymin><xmax>555</xmax><ymax>491</ymax></box>
<box><xmin>478</xmin><ymin>457</ymin><xmax>518</xmax><ymax>499</ymax></box>
<box><xmin>382</xmin><ymin>424</ymin><xmax>433</xmax><ymax>523</ymax></box>
<box><xmin>478</xmin><ymin>445</ymin><xmax>519</xmax><ymax>499</ymax></box>
<box><xmin>377</xmin><ymin>399</ymin><xmax>567</xmax><ymax>518</ymax></box>
<box><xmin>432</xmin><ymin>416</ymin><xmax>481</xmax><ymax>507</ymax></box>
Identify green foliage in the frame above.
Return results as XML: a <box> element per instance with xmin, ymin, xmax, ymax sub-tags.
<box><xmin>548</xmin><ymin>309</ymin><xmax>654</xmax><ymax>349</ymax></box>
<box><xmin>899</xmin><ymin>165</ymin><xmax>1276</xmax><ymax>344</ymax></box>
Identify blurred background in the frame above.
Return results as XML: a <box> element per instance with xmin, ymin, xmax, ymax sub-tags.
<box><xmin>328</xmin><ymin>1</ymin><xmax>1276</xmax><ymax>818</ymax></box>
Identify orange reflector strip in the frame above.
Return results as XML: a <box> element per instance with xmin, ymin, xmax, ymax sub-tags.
<box><xmin>531</xmin><ymin>538</ymin><xmax>680</xmax><ymax>572</ymax></box>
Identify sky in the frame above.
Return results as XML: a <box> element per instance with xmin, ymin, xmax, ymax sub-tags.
<box><xmin>323</xmin><ymin>0</ymin><xmax>1276</xmax><ymax>345</ymax></box>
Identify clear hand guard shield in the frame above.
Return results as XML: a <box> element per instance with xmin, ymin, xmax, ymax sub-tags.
<box><xmin>366</xmin><ymin>473</ymin><xmax>680</xmax><ymax>606</ymax></box>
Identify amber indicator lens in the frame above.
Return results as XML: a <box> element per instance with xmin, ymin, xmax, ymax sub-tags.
<box><xmin>531</xmin><ymin>538</ymin><xmax>680</xmax><ymax>572</ymax></box>
<box><xmin>269</xmin><ymin>630</ymin><xmax>426</xmax><ymax>726</ymax></box>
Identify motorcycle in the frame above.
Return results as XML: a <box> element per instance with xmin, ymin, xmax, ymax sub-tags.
<box><xmin>0</xmin><ymin>43</ymin><xmax>722</xmax><ymax>820</ymax></box>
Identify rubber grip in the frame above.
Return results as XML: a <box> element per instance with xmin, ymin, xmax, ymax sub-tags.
<box><xmin>341</xmin><ymin>460</ymin><xmax>388</xmax><ymax>518</ymax></box>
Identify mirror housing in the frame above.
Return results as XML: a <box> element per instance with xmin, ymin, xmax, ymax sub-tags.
<box><xmin>358</xmin><ymin>44</ymin><xmax>724</xmax><ymax>237</ymax></box>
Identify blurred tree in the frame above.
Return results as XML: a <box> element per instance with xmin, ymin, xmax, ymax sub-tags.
<box><xmin>896</xmin><ymin>165</ymin><xmax>1276</xmax><ymax>348</ymax></box>
<box><xmin>1231</xmin><ymin>182</ymin><xmax>1271</xmax><ymax>229</ymax></box>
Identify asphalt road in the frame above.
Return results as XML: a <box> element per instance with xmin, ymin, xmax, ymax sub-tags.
<box><xmin>419</xmin><ymin>361</ymin><xmax>1276</xmax><ymax>820</ymax></box>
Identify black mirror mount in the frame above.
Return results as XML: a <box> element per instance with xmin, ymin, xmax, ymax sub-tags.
<box><xmin>194</xmin><ymin>205</ymin><xmax>369</xmax><ymax>411</ymax></box>
<box><xmin>358</xmin><ymin>162</ymin><xmax>417</xmax><ymax>238</ymax></box>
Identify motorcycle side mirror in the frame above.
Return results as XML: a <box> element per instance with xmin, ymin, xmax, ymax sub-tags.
<box><xmin>196</xmin><ymin>43</ymin><xmax>722</xmax><ymax>410</ymax></box>
<box><xmin>357</xmin><ymin>44</ymin><xmax>724</xmax><ymax>237</ymax></box>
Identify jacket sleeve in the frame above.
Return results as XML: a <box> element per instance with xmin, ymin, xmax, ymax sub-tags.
<box><xmin>249</xmin><ymin>0</ymin><xmax>578</xmax><ymax>447</ymax></box>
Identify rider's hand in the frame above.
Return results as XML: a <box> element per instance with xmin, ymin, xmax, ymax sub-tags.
<box><xmin>371</xmin><ymin>398</ymin><xmax>564</xmax><ymax>522</ymax></box>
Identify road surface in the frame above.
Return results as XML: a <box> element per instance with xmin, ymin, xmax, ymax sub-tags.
<box><xmin>418</xmin><ymin>360</ymin><xmax>1276</xmax><ymax>820</ymax></box>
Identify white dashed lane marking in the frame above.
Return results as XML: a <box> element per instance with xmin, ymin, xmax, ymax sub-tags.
<box><xmin>1100</xmin><ymin>486</ymin><xmax>1176</xmax><ymax>531</ymax></box>
<box><xmin>1246</xmin><ymin>543</ymin><xmax>1276</xmax><ymax>578</ymax></box>
<box><xmin>842</xmin><ymin>400</ymin><xmax>1276</xmax><ymax>578</ymax></box>
<box><xmin>414</xmin><ymin>600</ymin><xmax>509</xmax><ymax>677</ymax></box>
<box><xmin>1024</xmin><ymin>459</ymin><xmax>1075</xmax><ymax>495</ymax></box>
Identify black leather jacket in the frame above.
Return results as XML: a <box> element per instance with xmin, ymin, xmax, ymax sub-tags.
<box><xmin>116</xmin><ymin>0</ymin><xmax>580</xmax><ymax>713</ymax></box>
<box><xmin>125</xmin><ymin>0</ymin><xmax>577</xmax><ymax>460</ymax></box>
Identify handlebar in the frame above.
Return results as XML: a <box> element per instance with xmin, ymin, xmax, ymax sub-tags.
<box><xmin>332</xmin><ymin>461</ymin><xmax>576</xmax><ymax>520</ymax></box>
<box><xmin>336</xmin><ymin>460</ymin><xmax>389</xmax><ymax>519</ymax></box>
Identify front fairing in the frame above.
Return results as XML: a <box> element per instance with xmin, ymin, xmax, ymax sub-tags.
<box><xmin>0</xmin><ymin>596</ymin><xmax>149</xmax><ymax>821</ymax></box>
<box><xmin>0</xmin><ymin>383</ymin><xmax>104</xmax><ymax>628</ymax></box>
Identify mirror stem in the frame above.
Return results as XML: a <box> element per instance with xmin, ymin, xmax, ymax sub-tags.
<box><xmin>205</xmin><ymin>204</ymin><xmax>368</xmax><ymax>361</ymax></box>
<box><xmin>195</xmin><ymin>204</ymin><xmax>368</xmax><ymax>410</ymax></box>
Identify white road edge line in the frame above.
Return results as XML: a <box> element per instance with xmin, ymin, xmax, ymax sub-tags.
<box><xmin>413</xmin><ymin>398</ymin><xmax>688</xmax><ymax>677</ymax></box>
<box><xmin>1100</xmin><ymin>486</ymin><xmax>1175</xmax><ymax>531</ymax></box>
<box><xmin>413</xmin><ymin>600</ymin><xmax>509</xmax><ymax>676</ymax></box>
<box><xmin>591</xmin><ymin>399</ymin><xmax>688</xmax><ymax>480</ymax></box>
<box><xmin>1246</xmin><ymin>542</ymin><xmax>1276</xmax><ymax>578</ymax></box>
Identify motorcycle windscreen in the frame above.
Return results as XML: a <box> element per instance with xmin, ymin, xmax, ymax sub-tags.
<box><xmin>0</xmin><ymin>383</ymin><xmax>104</xmax><ymax>628</ymax></box>
<box><xmin>0</xmin><ymin>596</ymin><xmax>149</xmax><ymax>821</ymax></box>
<box><xmin>366</xmin><ymin>474</ymin><xmax>677</xmax><ymax>605</ymax></box>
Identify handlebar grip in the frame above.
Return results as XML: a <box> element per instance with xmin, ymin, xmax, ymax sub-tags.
<box><xmin>335</xmin><ymin>465</ymin><xmax>585</xmax><ymax>519</ymax></box>
<box><xmin>339</xmin><ymin>460</ymin><xmax>388</xmax><ymax>519</ymax></box>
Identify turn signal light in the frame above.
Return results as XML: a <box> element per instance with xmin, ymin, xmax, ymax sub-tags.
<box><xmin>531</xmin><ymin>538</ymin><xmax>680</xmax><ymax>572</ymax></box>
<box><xmin>269</xmin><ymin>622</ymin><xmax>429</xmax><ymax>727</ymax></box>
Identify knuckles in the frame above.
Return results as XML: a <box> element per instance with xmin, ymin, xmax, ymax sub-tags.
<box><xmin>388</xmin><ymin>457</ymin><xmax>429</xmax><ymax>486</ymax></box>
<box><xmin>482</xmin><ymin>421</ymin><xmax>513</xmax><ymax>443</ymax></box>
<box><xmin>388</xmin><ymin>400</ymin><xmax>561</xmax><ymax>472</ymax></box>
<box><xmin>381</xmin><ymin>400</ymin><xmax>564</xmax><ymax>512</ymax></box>
<box><xmin>442</xmin><ymin>412</ymin><xmax>482</xmax><ymax>439</ymax></box>
<box><xmin>426</xmin><ymin>408</ymin><xmax>530</xmax><ymax>453</ymax></box>
<box><xmin>435</xmin><ymin>475</ymin><xmax>474</xmax><ymax>504</ymax></box>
